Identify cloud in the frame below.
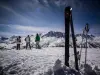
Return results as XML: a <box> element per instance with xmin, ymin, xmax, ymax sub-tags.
<box><xmin>0</xmin><ymin>5</ymin><xmax>35</xmax><ymax>23</ymax></box>
<box><xmin>0</xmin><ymin>31</ymin><xmax>31</xmax><ymax>37</ymax></box>
<box><xmin>0</xmin><ymin>0</ymin><xmax>84</xmax><ymax>25</ymax></box>
<box><xmin>12</xmin><ymin>25</ymin><xmax>65</xmax><ymax>33</ymax></box>
<box><xmin>0</xmin><ymin>31</ymin><xmax>16</xmax><ymax>37</ymax></box>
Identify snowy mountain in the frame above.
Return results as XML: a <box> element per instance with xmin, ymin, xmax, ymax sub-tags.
<box><xmin>0</xmin><ymin>36</ymin><xmax>8</xmax><ymax>43</ymax></box>
<box><xmin>1</xmin><ymin>31</ymin><xmax>100</xmax><ymax>49</ymax></box>
<box><xmin>75</xmin><ymin>34</ymin><xmax>95</xmax><ymax>40</ymax></box>
<box><xmin>42</xmin><ymin>31</ymin><xmax>65</xmax><ymax>38</ymax></box>
<box><xmin>74</xmin><ymin>34</ymin><xmax>100</xmax><ymax>48</ymax></box>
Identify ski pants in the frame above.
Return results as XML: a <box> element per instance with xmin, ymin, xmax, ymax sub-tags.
<box><xmin>36</xmin><ymin>41</ymin><xmax>40</xmax><ymax>49</ymax></box>
<box><xmin>17</xmin><ymin>44</ymin><xmax>20</xmax><ymax>50</ymax></box>
<box><xmin>26</xmin><ymin>42</ymin><xmax>31</xmax><ymax>49</ymax></box>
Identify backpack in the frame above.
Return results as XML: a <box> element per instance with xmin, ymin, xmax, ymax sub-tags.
<box><xmin>25</xmin><ymin>38</ymin><xmax>26</xmax><ymax>41</ymax></box>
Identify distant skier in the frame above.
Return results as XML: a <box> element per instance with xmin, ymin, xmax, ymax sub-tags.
<box><xmin>16</xmin><ymin>36</ymin><xmax>21</xmax><ymax>50</ymax></box>
<box><xmin>25</xmin><ymin>35</ymin><xmax>31</xmax><ymax>49</ymax></box>
<box><xmin>35</xmin><ymin>33</ymin><xmax>41</xmax><ymax>49</ymax></box>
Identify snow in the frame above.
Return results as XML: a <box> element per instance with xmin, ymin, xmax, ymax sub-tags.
<box><xmin>69</xmin><ymin>48</ymin><xmax>100</xmax><ymax>68</ymax></box>
<box><xmin>0</xmin><ymin>47</ymin><xmax>100</xmax><ymax>75</ymax></box>
<box><xmin>0</xmin><ymin>47</ymin><xmax>64</xmax><ymax>75</ymax></box>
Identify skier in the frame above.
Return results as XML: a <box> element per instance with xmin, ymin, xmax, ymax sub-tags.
<box><xmin>25</xmin><ymin>35</ymin><xmax>31</xmax><ymax>49</ymax></box>
<box><xmin>16</xmin><ymin>36</ymin><xmax>21</xmax><ymax>50</ymax></box>
<box><xmin>35</xmin><ymin>33</ymin><xmax>41</xmax><ymax>49</ymax></box>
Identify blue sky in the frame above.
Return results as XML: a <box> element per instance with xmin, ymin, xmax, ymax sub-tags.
<box><xmin>0</xmin><ymin>0</ymin><xmax>100</xmax><ymax>36</ymax></box>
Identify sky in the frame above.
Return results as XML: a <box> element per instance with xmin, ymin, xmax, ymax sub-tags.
<box><xmin>0</xmin><ymin>0</ymin><xmax>100</xmax><ymax>36</ymax></box>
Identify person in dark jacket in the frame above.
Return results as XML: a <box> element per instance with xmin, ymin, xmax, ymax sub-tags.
<box><xmin>35</xmin><ymin>33</ymin><xmax>40</xmax><ymax>49</ymax></box>
<box><xmin>25</xmin><ymin>35</ymin><xmax>31</xmax><ymax>49</ymax></box>
<box><xmin>16</xmin><ymin>36</ymin><xmax>21</xmax><ymax>50</ymax></box>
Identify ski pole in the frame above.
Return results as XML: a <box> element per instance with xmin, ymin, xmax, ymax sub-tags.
<box><xmin>79</xmin><ymin>30</ymin><xmax>84</xmax><ymax>66</ymax></box>
<box><xmin>84</xmin><ymin>23</ymin><xmax>89</xmax><ymax>65</ymax></box>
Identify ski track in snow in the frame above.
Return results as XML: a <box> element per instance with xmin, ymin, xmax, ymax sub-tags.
<box><xmin>0</xmin><ymin>47</ymin><xmax>100</xmax><ymax>75</ymax></box>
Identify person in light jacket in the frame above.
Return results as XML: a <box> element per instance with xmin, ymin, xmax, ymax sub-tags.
<box><xmin>25</xmin><ymin>35</ymin><xmax>31</xmax><ymax>49</ymax></box>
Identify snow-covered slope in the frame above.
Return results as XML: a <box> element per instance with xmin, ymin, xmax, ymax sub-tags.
<box><xmin>75</xmin><ymin>34</ymin><xmax>100</xmax><ymax>48</ymax></box>
<box><xmin>0</xmin><ymin>47</ymin><xmax>65</xmax><ymax>75</ymax></box>
<box><xmin>0</xmin><ymin>48</ymin><xmax>100</xmax><ymax>75</ymax></box>
<box><xmin>40</xmin><ymin>37</ymin><xmax>65</xmax><ymax>47</ymax></box>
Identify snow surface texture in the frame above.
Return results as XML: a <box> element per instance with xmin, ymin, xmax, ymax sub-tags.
<box><xmin>0</xmin><ymin>48</ymin><xmax>100</xmax><ymax>75</ymax></box>
<box><xmin>0</xmin><ymin>47</ymin><xmax>64</xmax><ymax>75</ymax></box>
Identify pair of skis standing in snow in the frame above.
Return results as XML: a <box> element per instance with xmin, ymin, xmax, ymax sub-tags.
<box><xmin>16</xmin><ymin>33</ymin><xmax>41</xmax><ymax>50</ymax></box>
<box><xmin>65</xmin><ymin>6</ymin><xmax>90</xmax><ymax>71</ymax></box>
